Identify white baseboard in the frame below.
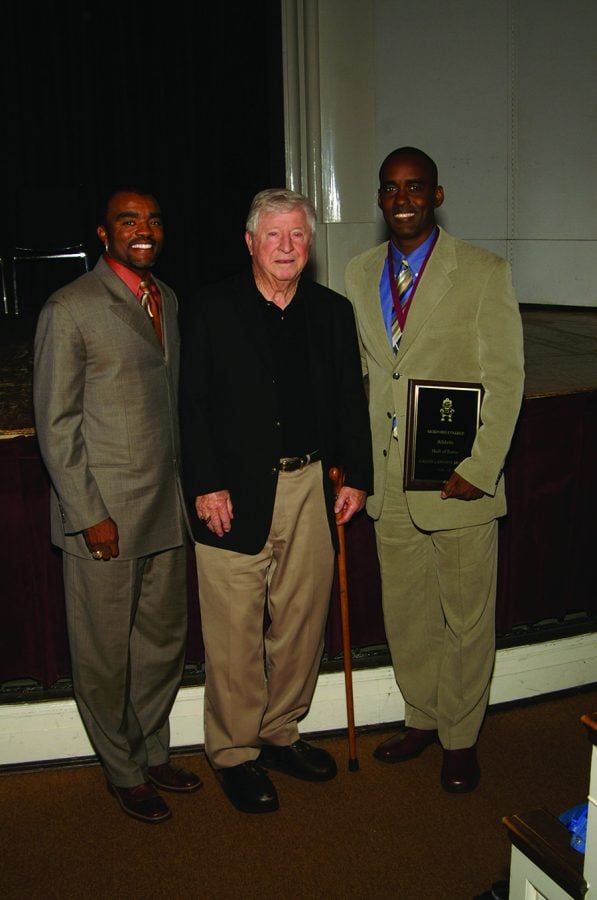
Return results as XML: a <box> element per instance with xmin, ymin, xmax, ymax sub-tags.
<box><xmin>1</xmin><ymin>633</ymin><xmax>596</xmax><ymax>767</ymax></box>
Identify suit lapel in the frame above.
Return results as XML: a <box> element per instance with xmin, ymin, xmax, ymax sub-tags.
<box><xmin>302</xmin><ymin>283</ymin><xmax>325</xmax><ymax>382</ymax></box>
<box><xmin>234</xmin><ymin>270</ymin><xmax>273</xmax><ymax>371</ymax></box>
<box><xmin>358</xmin><ymin>244</ymin><xmax>397</xmax><ymax>368</ymax></box>
<box><xmin>94</xmin><ymin>257</ymin><xmax>163</xmax><ymax>350</ymax></box>
<box><xmin>397</xmin><ymin>229</ymin><xmax>456</xmax><ymax>361</ymax></box>
<box><xmin>154</xmin><ymin>278</ymin><xmax>178</xmax><ymax>358</ymax></box>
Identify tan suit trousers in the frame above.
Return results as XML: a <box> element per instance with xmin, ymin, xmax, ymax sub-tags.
<box><xmin>195</xmin><ymin>461</ymin><xmax>335</xmax><ymax>769</ymax></box>
<box><xmin>375</xmin><ymin>439</ymin><xmax>498</xmax><ymax>749</ymax></box>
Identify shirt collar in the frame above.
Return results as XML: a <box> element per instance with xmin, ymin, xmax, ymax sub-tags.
<box><xmin>104</xmin><ymin>254</ymin><xmax>151</xmax><ymax>297</ymax></box>
<box><xmin>389</xmin><ymin>225</ymin><xmax>438</xmax><ymax>273</ymax></box>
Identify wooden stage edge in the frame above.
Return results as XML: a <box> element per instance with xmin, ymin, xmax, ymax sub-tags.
<box><xmin>519</xmin><ymin>304</ymin><xmax>597</xmax><ymax>399</ymax></box>
<box><xmin>1</xmin><ymin>304</ymin><xmax>596</xmax><ymax>437</ymax></box>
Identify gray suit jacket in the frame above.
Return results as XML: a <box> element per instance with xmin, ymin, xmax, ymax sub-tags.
<box><xmin>34</xmin><ymin>257</ymin><xmax>186</xmax><ymax>559</ymax></box>
<box><xmin>345</xmin><ymin>227</ymin><xmax>525</xmax><ymax>531</ymax></box>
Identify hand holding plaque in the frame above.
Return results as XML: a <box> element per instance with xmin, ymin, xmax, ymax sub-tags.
<box><xmin>404</xmin><ymin>379</ymin><xmax>484</xmax><ymax>490</ymax></box>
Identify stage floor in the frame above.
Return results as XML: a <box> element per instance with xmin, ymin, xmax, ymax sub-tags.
<box><xmin>520</xmin><ymin>305</ymin><xmax>597</xmax><ymax>398</ymax></box>
<box><xmin>1</xmin><ymin>305</ymin><xmax>596</xmax><ymax>436</ymax></box>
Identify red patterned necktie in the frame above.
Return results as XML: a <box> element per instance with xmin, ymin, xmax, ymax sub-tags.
<box><xmin>139</xmin><ymin>278</ymin><xmax>163</xmax><ymax>346</ymax></box>
<box><xmin>391</xmin><ymin>259</ymin><xmax>413</xmax><ymax>353</ymax></box>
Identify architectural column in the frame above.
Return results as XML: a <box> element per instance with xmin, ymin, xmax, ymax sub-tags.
<box><xmin>281</xmin><ymin>0</ymin><xmax>378</xmax><ymax>291</ymax></box>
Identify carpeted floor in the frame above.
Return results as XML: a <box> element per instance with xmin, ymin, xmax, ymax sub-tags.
<box><xmin>2</xmin><ymin>686</ymin><xmax>595</xmax><ymax>900</ymax></box>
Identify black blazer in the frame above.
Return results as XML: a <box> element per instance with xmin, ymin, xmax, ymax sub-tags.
<box><xmin>180</xmin><ymin>269</ymin><xmax>373</xmax><ymax>554</ymax></box>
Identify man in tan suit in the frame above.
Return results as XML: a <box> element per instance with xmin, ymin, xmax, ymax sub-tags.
<box><xmin>34</xmin><ymin>189</ymin><xmax>200</xmax><ymax>823</ymax></box>
<box><xmin>345</xmin><ymin>148</ymin><xmax>524</xmax><ymax>792</ymax></box>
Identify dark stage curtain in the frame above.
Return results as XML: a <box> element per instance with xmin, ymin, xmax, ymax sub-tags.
<box><xmin>0</xmin><ymin>436</ymin><xmax>68</xmax><ymax>687</ymax></box>
<box><xmin>1</xmin><ymin>1</ymin><xmax>285</xmax><ymax>312</ymax></box>
<box><xmin>0</xmin><ymin>434</ymin><xmax>385</xmax><ymax>686</ymax></box>
<box><xmin>497</xmin><ymin>391</ymin><xmax>597</xmax><ymax>630</ymax></box>
<box><xmin>2</xmin><ymin>390</ymin><xmax>596</xmax><ymax>689</ymax></box>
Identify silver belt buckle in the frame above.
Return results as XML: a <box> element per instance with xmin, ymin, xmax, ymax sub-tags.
<box><xmin>279</xmin><ymin>452</ymin><xmax>313</xmax><ymax>472</ymax></box>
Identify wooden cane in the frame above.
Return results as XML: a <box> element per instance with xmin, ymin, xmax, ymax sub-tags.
<box><xmin>329</xmin><ymin>466</ymin><xmax>359</xmax><ymax>771</ymax></box>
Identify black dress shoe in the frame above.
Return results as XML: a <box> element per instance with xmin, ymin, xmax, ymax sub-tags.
<box><xmin>373</xmin><ymin>727</ymin><xmax>438</xmax><ymax>763</ymax></box>
<box><xmin>441</xmin><ymin>746</ymin><xmax>480</xmax><ymax>793</ymax></box>
<box><xmin>259</xmin><ymin>740</ymin><xmax>337</xmax><ymax>781</ymax></box>
<box><xmin>147</xmin><ymin>762</ymin><xmax>202</xmax><ymax>793</ymax></box>
<box><xmin>217</xmin><ymin>761</ymin><xmax>279</xmax><ymax>813</ymax></box>
<box><xmin>107</xmin><ymin>781</ymin><xmax>172</xmax><ymax>824</ymax></box>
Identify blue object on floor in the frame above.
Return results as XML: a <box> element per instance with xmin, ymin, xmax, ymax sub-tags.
<box><xmin>559</xmin><ymin>802</ymin><xmax>588</xmax><ymax>853</ymax></box>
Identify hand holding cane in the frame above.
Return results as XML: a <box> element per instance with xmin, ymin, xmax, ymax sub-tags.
<box><xmin>329</xmin><ymin>466</ymin><xmax>359</xmax><ymax>771</ymax></box>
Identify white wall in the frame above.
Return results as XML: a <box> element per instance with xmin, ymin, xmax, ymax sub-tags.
<box><xmin>374</xmin><ymin>0</ymin><xmax>597</xmax><ymax>305</ymax></box>
<box><xmin>3</xmin><ymin>634</ymin><xmax>596</xmax><ymax>766</ymax></box>
<box><xmin>374</xmin><ymin>0</ymin><xmax>511</xmax><ymax>252</ymax></box>
<box><xmin>284</xmin><ymin>0</ymin><xmax>597</xmax><ymax>305</ymax></box>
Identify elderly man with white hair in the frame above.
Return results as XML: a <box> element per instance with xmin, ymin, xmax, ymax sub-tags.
<box><xmin>180</xmin><ymin>188</ymin><xmax>372</xmax><ymax>813</ymax></box>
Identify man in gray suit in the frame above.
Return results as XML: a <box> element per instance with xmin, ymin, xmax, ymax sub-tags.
<box><xmin>346</xmin><ymin>148</ymin><xmax>525</xmax><ymax>792</ymax></box>
<box><xmin>34</xmin><ymin>189</ymin><xmax>200</xmax><ymax>823</ymax></box>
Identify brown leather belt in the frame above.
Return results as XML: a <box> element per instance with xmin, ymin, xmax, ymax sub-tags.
<box><xmin>278</xmin><ymin>449</ymin><xmax>322</xmax><ymax>472</ymax></box>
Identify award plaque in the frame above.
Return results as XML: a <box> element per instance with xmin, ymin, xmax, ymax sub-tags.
<box><xmin>404</xmin><ymin>379</ymin><xmax>484</xmax><ymax>490</ymax></box>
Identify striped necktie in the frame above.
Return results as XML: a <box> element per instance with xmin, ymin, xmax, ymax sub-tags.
<box><xmin>139</xmin><ymin>279</ymin><xmax>163</xmax><ymax>346</ymax></box>
<box><xmin>391</xmin><ymin>259</ymin><xmax>413</xmax><ymax>353</ymax></box>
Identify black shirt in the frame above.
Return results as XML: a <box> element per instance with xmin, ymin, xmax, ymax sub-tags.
<box><xmin>259</xmin><ymin>285</ymin><xmax>319</xmax><ymax>458</ymax></box>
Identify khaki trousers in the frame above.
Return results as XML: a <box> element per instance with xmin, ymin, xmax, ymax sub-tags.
<box><xmin>63</xmin><ymin>545</ymin><xmax>187</xmax><ymax>786</ymax></box>
<box><xmin>195</xmin><ymin>461</ymin><xmax>335</xmax><ymax>769</ymax></box>
<box><xmin>375</xmin><ymin>440</ymin><xmax>498</xmax><ymax>749</ymax></box>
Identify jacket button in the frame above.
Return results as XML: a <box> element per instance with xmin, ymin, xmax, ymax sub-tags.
<box><xmin>386</xmin><ymin>411</ymin><xmax>392</xmax><ymax>418</ymax></box>
<box><xmin>392</xmin><ymin>372</ymin><xmax>400</xmax><ymax>380</ymax></box>
<box><xmin>271</xmin><ymin>467</ymin><xmax>278</xmax><ymax>474</ymax></box>
<box><xmin>383</xmin><ymin>449</ymin><xmax>387</xmax><ymax>457</ymax></box>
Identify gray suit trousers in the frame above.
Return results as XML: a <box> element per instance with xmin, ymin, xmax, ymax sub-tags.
<box><xmin>63</xmin><ymin>545</ymin><xmax>187</xmax><ymax>786</ymax></box>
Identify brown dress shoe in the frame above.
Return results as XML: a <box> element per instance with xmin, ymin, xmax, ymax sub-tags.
<box><xmin>441</xmin><ymin>746</ymin><xmax>480</xmax><ymax>793</ymax></box>
<box><xmin>107</xmin><ymin>781</ymin><xmax>172</xmax><ymax>823</ymax></box>
<box><xmin>373</xmin><ymin>727</ymin><xmax>438</xmax><ymax>763</ymax></box>
<box><xmin>147</xmin><ymin>762</ymin><xmax>202</xmax><ymax>793</ymax></box>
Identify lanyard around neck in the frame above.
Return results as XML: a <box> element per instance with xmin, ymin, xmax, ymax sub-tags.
<box><xmin>387</xmin><ymin>228</ymin><xmax>438</xmax><ymax>333</ymax></box>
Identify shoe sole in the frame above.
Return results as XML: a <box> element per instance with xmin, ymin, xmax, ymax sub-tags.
<box><xmin>216</xmin><ymin>773</ymin><xmax>279</xmax><ymax>814</ymax></box>
<box><xmin>441</xmin><ymin>776</ymin><xmax>480</xmax><ymax>794</ymax></box>
<box><xmin>373</xmin><ymin>738</ymin><xmax>438</xmax><ymax>764</ymax></box>
<box><xmin>107</xmin><ymin>783</ymin><xmax>172</xmax><ymax>824</ymax></box>
<box><xmin>258</xmin><ymin>747</ymin><xmax>338</xmax><ymax>782</ymax></box>
<box><xmin>147</xmin><ymin>776</ymin><xmax>203</xmax><ymax>794</ymax></box>
<box><xmin>259</xmin><ymin>758</ymin><xmax>337</xmax><ymax>782</ymax></box>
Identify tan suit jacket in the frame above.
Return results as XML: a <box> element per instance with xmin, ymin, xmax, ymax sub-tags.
<box><xmin>345</xmin><ymin>228</ymin><xmax>525</xmax><ymax>530</ymax></box>
<box><xmin>34</xmin><ymin>257</ymin><xmax>186</xmax><ymax>559</ymax></box>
